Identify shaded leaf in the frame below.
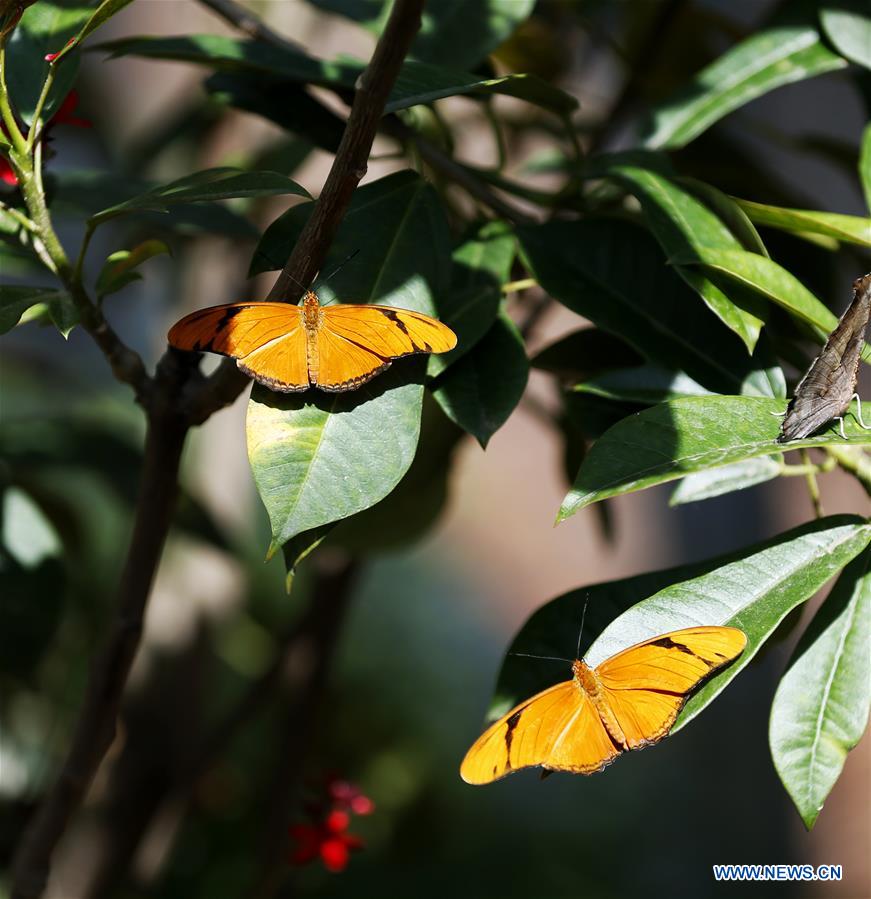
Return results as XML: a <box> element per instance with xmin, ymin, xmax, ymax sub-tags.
<box><xmin>641</xmin><ymin>20</ymin><xmax>846</xmax><ymax>149</ymax></box>
<box><xmin>432</xmin><ymin>311</ymin><xmax>528</xmax><ymax>447</ymax></box>
<box><xmin>0</xmin><ymin>285</ymin><xmax>78</xmax><ymax>337</ymax></box>
<box><xmin>531</xmin><ymin>328</ymin><xmax>643</xmax><ymax>384</ymax></box>
<box><xmin>559</xmin><ymin>396</ymin><xmax>871</xmax><ymax>520</ymax></box>
<box><xmin>310</xmin><ymin>0</ymin><xmax>536</xmax><ymax>71</ymax></box>
<box><xmin>861</xmin><ymin>123</ymin><xmax>871</xmax><ymax>214</ymax></box>
<box><xmin>518</xmin><ymin>219</ymin><xmax>783</xmax><ymax>397</ymax></box>
<box><xmin>6</xmin><ymin>1</ymin><xmax>89</xmax><ymax>123</ymax></box>
<box><xmin>47</xmin><ymin>0</ymin><xmax>133</xmax><ymax>64</ymax></box>
<box><xmin>574</xmin><ymin>365</ymin><xmax>713</xmax><ymax>405</ymax></box>
<box><xmin>88</xmin><ymin>167</ymin><xmax>309</xmax><ymax>226</ymax></box>
<box><xmin>669</xmin><ymin>456</ymin><xmax>782</xmax><ymax>506</ymax></box>
<box><xmin>769</xmin><ymin>548</ymin><xmax>870</xmax><ymax>829</ymax></box>
<box><xmin>428</xmin><ymin>220</ymin><xmax>515</xmax><ymax>376</ymax></box>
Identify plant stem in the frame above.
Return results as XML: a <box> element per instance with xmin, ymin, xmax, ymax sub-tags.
<box><xmin>26</xmin><ymin>63</ymin><xmax>55</xmax><ymax>151</ymax></box>
<box><xmin>0</xmin><ymin>39</ymin><xmax>27</xmax><ymax>156</ymax></box>
<box><xmin>799</xmin><ymin>448</ymin><xmax>824</xmax><ymax>518</ymax></box>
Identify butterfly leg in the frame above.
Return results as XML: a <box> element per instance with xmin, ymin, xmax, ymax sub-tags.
<box><xmin>836</xmin><ymin>416</ymin><xmax>847</xmax><ymax>440</ymax></box>
<box><xmin>850</xmin><ymin>393</ymin><xmax>870</xmax><ymax>430</ymax></box>
<box><xmin>768</xmin><ymin>410</ymin><xmax>788</xmax><ymax>418</ymax></box>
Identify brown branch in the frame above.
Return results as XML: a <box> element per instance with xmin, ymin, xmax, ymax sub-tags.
<box><xmin>10</xmin><ymin>351</ymin><xmax>194</xmax><ymax>899</ymax></box>
<box><xmin>265</xmin><ymin>0</ymin><xmax>426</xmax><ymax>302</ymax></box>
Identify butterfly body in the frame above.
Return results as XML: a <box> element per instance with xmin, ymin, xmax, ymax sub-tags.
<box><xmin>778</xmin><ymin>273</ymin><xmax>870</xmax><ymax>441</ymax></box>
<box><xmin>168</xmin><ymin>291</ymin><xmax>457</xmax><ymax>392</ymax></box>
<box><xmin>460</xmin><ymin>625</ymin><xmax>746</xmax><ymax>785</ymax></box>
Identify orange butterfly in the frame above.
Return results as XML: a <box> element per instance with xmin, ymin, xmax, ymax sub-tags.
<box><xmin>167</xmin><ymin>290</ymin><xmax>457</xmax><ymax>392</ymax></box>
<box><xmin>460</xmin><ymin>625</ymin><xmax>746</xmax><ymax>785</ymax></box>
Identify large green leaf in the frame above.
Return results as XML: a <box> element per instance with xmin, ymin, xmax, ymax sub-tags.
<box><xmin>309</xmin><ymin>0</ymin><xmax>535</xmax><ymax>71</ymax></box>
<box><xmin>641</xmin><ymin>21</ymin><xmax>846</xmax><ymax>149</ymax></box>
<box><xmin>96</xmin><ymin>35</ymin><xmax>577</xmax><ymax>114</ymax></box>
<box><xmin>574</xmin><ymin>366</ymin><xmax>713</xmax><ymax>405</ymax></box>
<box><xmin>683</xmin><ymin>248</ymin><xmax>871</xmax><ymax>365</ymax></box>
<box><xmin>428</xmin><ymin>220</ymin><xmax>515</xmax><ymax>377</ymax></box>
<box><xmin>586</xmin><ymin>519</ymin><xmax>871</xmax><ymax>730</ymax></box>
<box><xmin>6</xmin><ymin>1</ymin><xmax>91</xmax><ymax>123</ymax></box>
<box><xmin>820</xmin><ymin>1</ymin><xmax>871</xmax><ymax>69</ymax></box>
<box><xmin>88</xmin><ymin>168</ymin><xmax>309</xmax><ymax>226</ymax></box>
<box><xmin>94</xmin><ymin>240</ymin><xmax>171</xmax><ymax>299</ymax></box>
<box><xmin>518</xmin><ymin>219</ymin><xmax>783</xmax><ymax>398</ymax></box>
<box><xmin>559</xmin><ymin>396</ymin><xmax>871</xmax><ymax>520</ymax></box>
<box><xmin>602</xmin><ymin>162</ymin><xmax>767</xmax><ymax>350</ymax></box>
<box><xmin>0</xmin><ymin>285</ymin><xmax>78</xmax><ymax>337</ymax></box>
<box><xmin>734</xmin><ymin>198</ymin><xmax>871</xmax><ymax>248</ymax></box>
<box><xmin>769</xmin><ymin>548</ymin><xmax>870</xmax><ymax>829</ymax></box>
<box><xmin>484</xmin><ymin>517</ymin><xmax>869</xmax><ymax>725</ymax></box>
<box><xmin>245</xmin><ymin>171</ymin><xmax>453</xmax><ymax>550</ymax></box>
<box><xmin>432</xmin><ymin>310</ymin><xmax>528</xmax><ymax>447</ymax></box>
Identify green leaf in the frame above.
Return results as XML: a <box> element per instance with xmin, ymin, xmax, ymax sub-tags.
<box><xmin>559</xmin><ymin>396</ymin><xmax>871</xmax><ymax>520</ymax></box>
<box><xmin>486</xmin><ymin>517</ymin><xmax>869</xmax><ymax>725</ymax></box>
<box><xmin>820</xmin><ymin>1</ymin><xmax>871</xmax><ymax>69</ymax></box>
<box><xmin>6</xmin><ymin>1</ymin><xmax>91</xmax><ymax>123</ymax></box>
<box><xmin>602</xmin><ymin>162</ymin><xmax>767</xmax><ymax>351</ymax></box>
<box><xmin>681</xmin><ymin>247</ymin><xmax>871</xmax><ymax>365</ymax></box>
<box><xmin>51</xmin><ymin>169</ymin><xmax>260</xmax><ymax>238</ymax></box>
<box><xmin>734</xmin><ymin>198</ymin><xmax>871</xmax><ymax>248</ymax></box>
<box><xmin>769</xmin><ymin>548</ymin><xmax>870</xmax><ymax>829</ymax></box>
<box><xmin>677</xmin><ymin>177</ymin><xmax>769</xmax><ymax>256</ymax></box>
<box><xmin>0</xmin><ymin>285</ymin><xmax>78</xmax><ymax>337</ymax></box>
<box><xmin>432</xmin><ymin>311</ymin><xmax>528</xmax><ymax>447</ymax></box>
<box><xmin>518</xmin><ymin>219</ymin><xmax>783</xmax><ymax>397</ymax></box>
<box><xmin>96</xmin><ymin>35</ymin><xmax>577</xmax><ymax>114</ymax></box>
<box><xmin>88</xmin><ymin>167</ymin><xmax>310</xmax><ymax>226</ymax></box>
<box><xmin>669</xmin><ymin>456</ymin><xmax>782</xmax><ymax>506</ymax></box>
<box><xmin>245</xmin><ymin>171</ymin><xmax>452</xmax><ymax>550</ymax></box>
<box><xmin>574</xmin><ymin>365</ymin><xmax>713</xmax><ymax>405</ymax></box>
<box><xmin>47</xmin><ymin>0</ymin><xmax>134</xmax><ymax>64</ymax></box>
<box><xmin>860</xmin><ymin>124</ymin><xmax>871</xmax><ymax>214</ymax></box>
<box><xmin>586</xmin><ymin>518</ymin><xmax>871</xmax><ymax>731</ymax></box>
<box><xmin>641</xmin><ymin>22</ymin><xmax>846</xmax><ymax>149</ymax></box>
<box><xmin>310</xmin><ymin>0</ymin><xmax>536</xmax><ymax>71</ymax></box>
<box><xmin>428</xmin><ymin>220</ymin><xmax>515</xmax><ymax>377</ymax></box>
<box><xmin>385</xmin><ymin>61</ymin><xmax>577</xmax><ymax>114</ymax></box>
<box><xmin>94</xmin><ymin>239</ymin><xmax>170</xmax><ymax>298</ymax></box>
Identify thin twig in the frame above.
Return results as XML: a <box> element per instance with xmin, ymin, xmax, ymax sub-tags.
<box><xmin>799</xmin><ymin>448</ymin><xmax>824</xmax><ymax>518</ymax></box>
<box><xmin>199</xmin><ymin>0</ymin><xmax>306</xmax><ymax>53</ymax></box>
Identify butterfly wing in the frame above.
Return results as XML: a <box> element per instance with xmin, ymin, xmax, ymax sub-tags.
<box><xmin>779</xmin><ymin>275</ymin><xmax>871</xmax><ymax>441</ymax></box>
<box><xmin>314</xmin><ymin>305</ymin><xmax>457</xmax><ymax>391</ymax></box>
<box><xmin>167</xmin><ymin>302</ymin><xmax>309</xmax><ymax>391</ymax></box>
<box><xmin>595</xmin><ymin>626</ymin><xmax>747</xmax><ymax>749</ymax></box>
<box><xmin>460</xmin><ymin>680</ymin><xmax>620</xmax><ymax>785</ymax></box>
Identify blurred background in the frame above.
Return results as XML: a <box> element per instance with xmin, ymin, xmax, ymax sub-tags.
<box><xmin>1</xmin><ymin>0</ymin><xmax>869</xmax><ymax>896</ymax></box>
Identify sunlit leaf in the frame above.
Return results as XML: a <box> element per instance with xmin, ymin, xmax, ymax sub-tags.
<box><xmin>95</xmin><ymin>240</ymin><xmax>171</xmax><ymax>299</ymax></box>
<box><xmin>669</xmin><ymin>456</ymin><xmax>782</xmax><ymax>506</ymax></box>
<box><xmin>819</xmin><ymin>0</ymin><xmax>871</xmax><ymax>69</ymax></box>
<box><xmin>769</xmin><ymin>548</ymin><xmax>870</xmax><ymax>829</ymax></box>
<box><xmin>734</xmin><ymin>198</ymin><xmax>871</xmax><ymax>248</ymax></box>
<box><xmin>559</xmin><ymin>396</ymin><xmax>871</xmax><ymax>520</ymax></box>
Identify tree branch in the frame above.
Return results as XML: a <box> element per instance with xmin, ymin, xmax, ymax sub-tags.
<box><xmin>265</xmin><ymin>0</ymin><xmax>426</xmax><ymax>303</ymax></box>
<box><xmin>10</xmin><ymin>351</ymin><xmax>194</xmax><ymax>899</ymax></box>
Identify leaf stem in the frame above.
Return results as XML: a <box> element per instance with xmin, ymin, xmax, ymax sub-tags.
<box><xmin>26</xmin><ymin>63</ymin><xmax>56</xmax><ymax>152</ymax></box>
<box><xmin>799</xmin><ymin>448</ymin><xmax>824</xmax><ymax>518</ymax></box>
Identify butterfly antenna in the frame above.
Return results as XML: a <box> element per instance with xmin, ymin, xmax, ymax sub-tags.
<box><xmin>320</xmin><ymin>249</ymin><xmax>360</xmax><ymax>285</ymax></box>
<box><xmin>576</xmin><ymin>593</ymin><xmax>590</xmax><ymax>661</ymax></box>
<box><xmin>509</xmin><ymin>652</ymin><xmax>573</xmax><ymax>664</ymax></box>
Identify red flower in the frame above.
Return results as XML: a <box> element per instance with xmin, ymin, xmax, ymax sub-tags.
<box><xmin>329</xmin><ymin>779</ymin><xmax>375</xmax><ymax>816</ymax></box>
<box><xmin>289</xmin><ymin>809</ymin><xmax>364</xmax><ymax>873</ymax></box>
<box><xmin>1</xmin><ymin>157</ymin><xmax>16</xmax><ymax>186</ymax></box>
